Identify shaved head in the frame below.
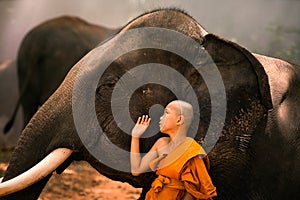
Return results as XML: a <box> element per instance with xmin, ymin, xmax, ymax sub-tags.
<box><xmin>168</xmin><ymin>100</ymin><xmax>194</xmax><ymax>128</ymax></box>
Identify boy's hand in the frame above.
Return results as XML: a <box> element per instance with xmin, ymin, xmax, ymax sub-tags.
<box><xmin>132</xmin><ymin>115</ymin><xmax>151</xmax><ymax>138</ymax></box>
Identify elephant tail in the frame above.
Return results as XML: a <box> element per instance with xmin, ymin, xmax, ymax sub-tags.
<box><xmin>3</xmin><ymin>69</ymin><xmax>31</xmax><ymax>134</ymax></box>
<box><xmin>3</xmin><ymin>94</ymin><xmax>23</xmax><ymax>134</ymax></box>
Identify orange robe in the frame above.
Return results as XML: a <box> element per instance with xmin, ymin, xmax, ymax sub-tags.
<box><xmin>146</xmin><ymin>137</ymin><xmax>217</xmax><ymax>200</ymax></box>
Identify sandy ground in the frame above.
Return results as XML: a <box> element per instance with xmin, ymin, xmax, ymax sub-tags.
<box><xmin>0</xmin><ymin>149</ymin><xmax>142</xmax><ymax>200</ymax></box>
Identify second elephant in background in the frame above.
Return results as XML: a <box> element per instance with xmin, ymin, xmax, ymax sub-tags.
<box><xmin>4</xmin><ymin>16</ymin><xmax>118</xmax><ymax>133</ymax></box>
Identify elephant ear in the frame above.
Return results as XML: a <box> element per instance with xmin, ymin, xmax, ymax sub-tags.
<box><xmin>203</xmin><ymin>34</ymin><xmax>273</xmax><ymax>109</ymax></box>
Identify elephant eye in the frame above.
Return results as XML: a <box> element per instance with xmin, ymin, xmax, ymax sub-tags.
<box><xmin>96</xmin><ymin>81</ymin><xmax>116</xmax><ymax>93</ymax></box>
<box><xmin>102</xmin><ymin>81</ymin><xmax>116</xmax><ymax>88</ymax></box>
<box><xmin>96</xmin><ymin>76</ymin><xmax>119</xmax><ymax>94</ymax></box>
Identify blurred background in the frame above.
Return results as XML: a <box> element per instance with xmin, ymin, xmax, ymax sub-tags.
<box><xmin>1</xmin><ymin>0</ymin><xmax>299</xmax><ymax>63</ymax></box>
<box><xmin>0</xmin><ymin>0</ymin><xmax>299</xmax><ymax>148</ymax></box>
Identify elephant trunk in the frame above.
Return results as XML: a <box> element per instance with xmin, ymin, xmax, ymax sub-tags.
<box><xmin>0</xmin><ymin>63</ymin><xmax>82</xmax><ymax>199</ymax></box>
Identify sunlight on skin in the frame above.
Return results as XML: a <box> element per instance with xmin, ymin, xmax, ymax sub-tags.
<box><xmin>254</xmin><ymin>53</ymin><xmax>296</xmax><ymax>141</ymax></box>
<box><xmin>254</xmin><ymin>54</ymin><xmax>292</xmax><ymax>106</ymax></box>
<box><xmin>277</xmin><ymin>102</ymin><xmax>288</xmax><ymax>128</ymax></box>
<box><xmin>277</xmin><ymin>101</ymin><xmax>297</xmax><ymax>141</ymax></box>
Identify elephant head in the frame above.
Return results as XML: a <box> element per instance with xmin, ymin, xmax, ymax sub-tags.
<box><xmin>2</xmin><ymin>8</ymin><xmax>299</xmax><ymax>200</ymax></box>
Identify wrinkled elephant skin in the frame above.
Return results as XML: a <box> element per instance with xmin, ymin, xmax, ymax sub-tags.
<box><xmin>1</xmin><ymin>9</ymin><xmax>299</xmax><ymax>200</ymax></box>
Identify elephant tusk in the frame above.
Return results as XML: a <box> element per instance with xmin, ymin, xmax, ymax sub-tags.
<box><xmin>0</xmin><ymin>148</ymin><xmax>73</xmax><ymax>197</ymax></box>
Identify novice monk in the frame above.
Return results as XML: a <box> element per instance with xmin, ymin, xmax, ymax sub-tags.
<box><xmin>130</xmin><ymin>100</ymin><xmax>217</xmax><ymax>200</ymax></box>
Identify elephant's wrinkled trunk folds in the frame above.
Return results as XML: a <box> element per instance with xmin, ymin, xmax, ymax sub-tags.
<box><xmin>0</xmin><ymin>148</ymin><xmax>73</xmax><ymax>197</ymax></box>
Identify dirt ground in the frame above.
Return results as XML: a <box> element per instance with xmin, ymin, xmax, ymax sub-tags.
<box><xmin>0</xmin><ymin>149</ymin><xmax>142</xmax><ymax>200</ymax></box>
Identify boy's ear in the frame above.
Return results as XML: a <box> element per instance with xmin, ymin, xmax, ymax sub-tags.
<box><xmin>177</xmin><ymin>115</ymin><xmax>184</xmax><ymax>125</ymax></box>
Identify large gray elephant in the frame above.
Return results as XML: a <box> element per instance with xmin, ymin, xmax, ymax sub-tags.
<box><xmin>3</xmin><ymin>16</ymin><xmax>118</xmax><ymax>133</ymax></box>
<box><xmin>0</xmin><ymin>9</ymin><xmax>299</xmax><ymax>200</ymax></box>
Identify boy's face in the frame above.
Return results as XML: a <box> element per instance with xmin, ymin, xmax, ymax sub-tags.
<box><xmin>159</xmin><ymin>102</ymin><xmax>180</xmax><ymax>134</ymax></box>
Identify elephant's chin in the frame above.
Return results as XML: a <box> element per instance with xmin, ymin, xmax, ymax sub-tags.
<box><xmin>0</xmin><ymin>148</ymin><xmax>72</xmax><ymax>197</ymax></box>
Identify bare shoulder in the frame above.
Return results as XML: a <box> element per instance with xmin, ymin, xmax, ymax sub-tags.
<box><xmin>154</xmin><ymin>137</ymin><xmax>170</xmax><ymax>148</ymax></box>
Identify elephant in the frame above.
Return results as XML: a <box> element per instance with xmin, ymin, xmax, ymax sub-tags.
<box><xmin>3</xmin><ymin>15</ymin><xmax>118</xmax><ymax>133</ymax></box>
<box><xmin>0</xmin><ymin>59</ymin><xmax>23</xmax><ymax>148</ymax></box>
<box><xmin>0</xmin><ymin>8</ymin><xmax>299</xmax><ymax>200</ymax></box>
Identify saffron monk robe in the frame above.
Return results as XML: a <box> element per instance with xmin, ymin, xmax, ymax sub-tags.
<box><xmin>130</xmin><ymin>100</ymin><xmax>217</xmax><ymax>200</ymax></box>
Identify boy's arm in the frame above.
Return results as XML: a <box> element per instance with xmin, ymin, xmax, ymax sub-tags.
<box><xmin>130</xmin><ymin>136</ymin><xmax>142</xmax><ymax>176</ymax></box>
<box><xmin>130</xmin><ymin>115</ymin><xmax>158</xmax><ymax>176</ymax></box>
<box><xmin>130</xmin><ymin>137</ymin><xmax>160</xmax><ymax>176</ymax></box>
